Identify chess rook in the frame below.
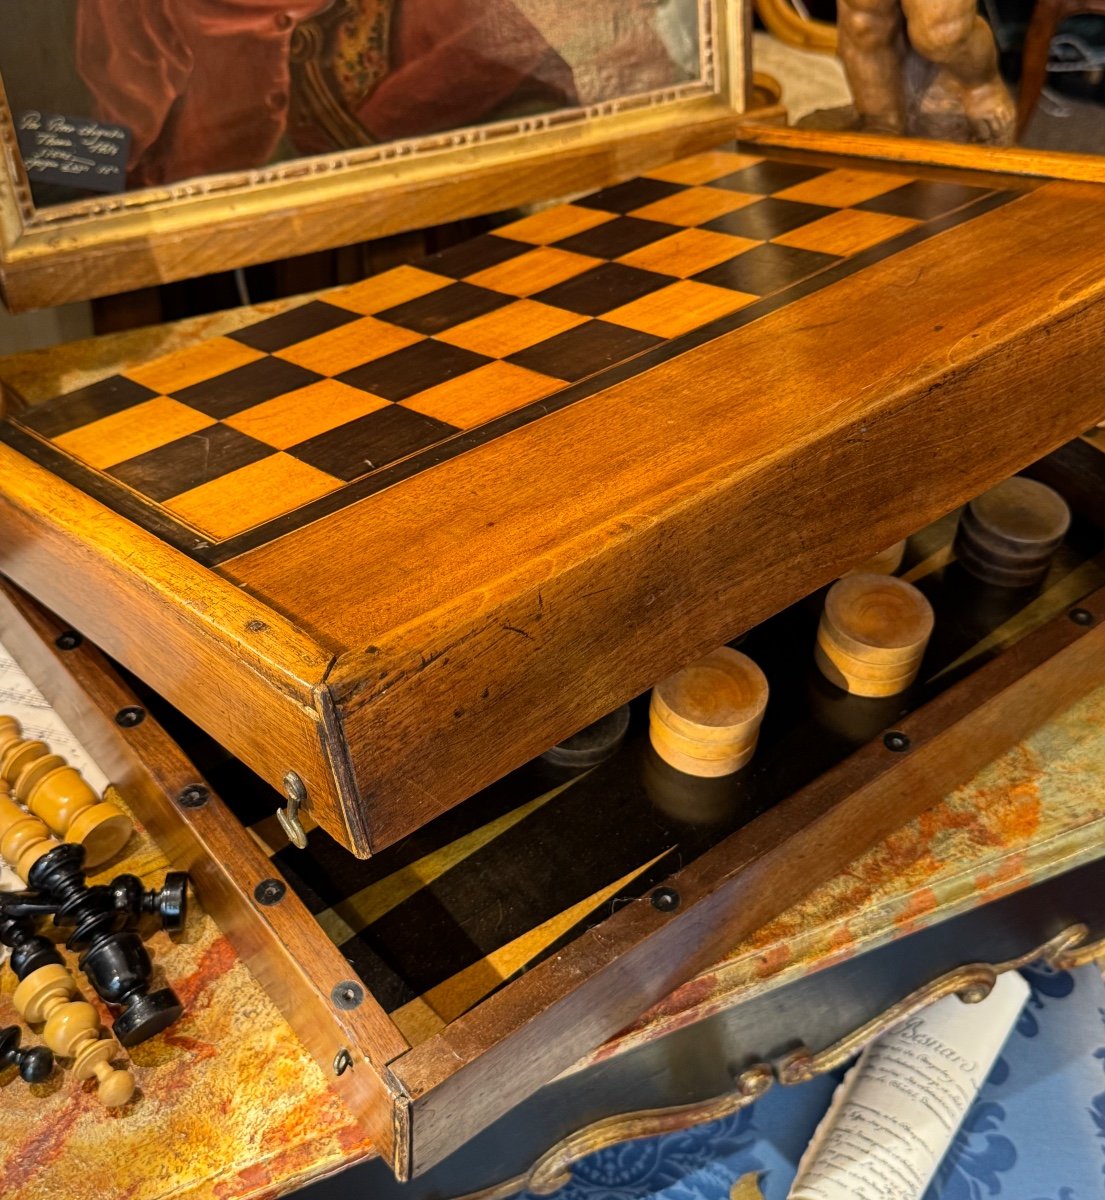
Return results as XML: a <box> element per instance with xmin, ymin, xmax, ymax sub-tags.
<box><xmin>954</xmin><ymin>477</ymin><xmax>1071</xmax><ymax>588</ymax></box>
<box><xmin>816</xmin><ymin>573</ymin><xmax>934</xmax><ymax>698</ymax></box>
<box><xmin>0</xmin><ymin>717</ymin><xmax>132</xmax><ymax>867</ymax></box>
<box><xmin>650</xmin><ymin>647</ymin><xmax>769</xmax><ymax>777</ymax></box>
<box><xmin>12</xmin><ymin>962</ymin><xmax>135</xmax><ymax>1107</ymax></box>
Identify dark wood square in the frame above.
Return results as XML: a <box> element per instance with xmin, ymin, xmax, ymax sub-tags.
<box><xmin>553</xmin><ymin>216</ymin><xmax>681</xmax><ymax>260</ymax></box>
<box><xmin>109</xmin><ymin>424</ymin><xmax>274</xmax><ymax>502</ymax></box>
<box><xmin>693</xmin><ymin>243</ymin><xmax>840</xmax><ymax>295</ymax></box>
<box><xmin>174</xmin><ymin>357</ymin><xmax>322</xmax><ymax>419</ymax></box>
<box><xmin>507</xmin><ymin>320</ymin><xmax>662</xmax><ymax>381</ymax></box>
<box><xmin>856</xmin><ymin>180</ymin><xmax>993</xmax><ymax>220</ymax></box>
<box><xmin>710</xmin><ymin>161</ymin><xmax>828</xmax><ymax>194</ymax></box>
<box><xmin>289</xmin><ymin>404</ymin><xmax>460</xmax><ymax>481</ymax></box>
<box><xmin>702</xmin><ymin>199</ymin><xmax>836</xmax><ymax>241</ymax></box>
<box><xmin>21</xmin><ymin>376</ymin><xmax>159</xmax><ymax>439</ymax></box>
<box><xmin>422</xmin><ymin>235</ymin><xmax>532</xmax><ymax>280</ymax></box>
<box><xmin>531</xmin><ymin>263</ymin><xmax>672</xmax><ymax>316</ymax></box>
<box><xmin>228</xmin><ymin>301</ymin><xmax>362</xmax><ymax>353</ymax></box>
<box><xmin>337</xmin><ymin>340</ymin><xmax>491</xmax><ymax>402</ymax></box>
<box><xmin>575</xmin><ymin>177</ymin><xmax>686</xmax><ymax>214</ymax></box>
<box><xmin>376</xmin><ymin>282</ymin><xmax>513</xmax><ymax>335</ymax></box>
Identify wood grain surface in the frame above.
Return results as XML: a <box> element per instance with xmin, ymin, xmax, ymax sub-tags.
<box><xmin>4</xmin><ymin>142</ymin><xmax>1105</xmax><ymax>858</ymax></box>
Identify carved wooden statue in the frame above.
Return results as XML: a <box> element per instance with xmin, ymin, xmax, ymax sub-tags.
<box><xmin>837</xmin><ymin>0</ymin><xmax>1015</xmax><ymax>145</ymax></box>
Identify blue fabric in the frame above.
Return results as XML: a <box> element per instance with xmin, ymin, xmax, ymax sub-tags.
<box><xmin>519</xmin><ymin>964</ymin><xmax>1105</xmax><ymax>1200</ymax></box>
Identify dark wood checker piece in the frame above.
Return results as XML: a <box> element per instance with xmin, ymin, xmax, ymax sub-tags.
<box><xmin>2</xmin><ymin>131</ymin><xmax>1105</xmax><ymax>859</ymax></box>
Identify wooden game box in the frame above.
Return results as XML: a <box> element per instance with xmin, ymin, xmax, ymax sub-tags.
<box><xmin>5</xmin><ymin>127</ymin><xmax>1105</xmax><ymax>1182</ymax></box>
<box><xmin>3</xmin><ymin>128</ymin><xmax>1105</xmax><ymax>860</ymax></box>
<box><xmin>3</xmin><ymin>433</ymin><xmax>1105</xmax><ymax>1181</ymax></box>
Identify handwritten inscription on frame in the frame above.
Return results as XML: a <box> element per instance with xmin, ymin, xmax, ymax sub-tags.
<box><xmin>16</xmin><ymin>110</ymin><xmax>130</xmax><ymax>193</ymax></box>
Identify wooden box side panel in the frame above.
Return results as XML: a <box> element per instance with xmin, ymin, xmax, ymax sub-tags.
<box><xmin>0</xmin><ymin>440</ymin><xmax>369</xmax><ymax>852</ymax></box>
<box><xmin>326</xmin><ymin>182</ymin><xmax>1105</xmax><ymax>848</ymax></box>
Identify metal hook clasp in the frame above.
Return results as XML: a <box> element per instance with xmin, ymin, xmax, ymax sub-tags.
<box><xmin>277</xmin><ymin>772</ymin><xmax>309</xmax><ymax>849</ymax></box>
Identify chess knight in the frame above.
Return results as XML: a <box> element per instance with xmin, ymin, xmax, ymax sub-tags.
<box><xmin>837</xmin><ymin>0</ymin><xmax>1016</xmax><ymax>145</ymax></box>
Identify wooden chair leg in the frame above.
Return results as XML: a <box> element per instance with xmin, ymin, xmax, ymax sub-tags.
<box><xmin>1017</xmin><ymin>0</ymin><xmax>1067</xmax><ymax>138</ymax></box>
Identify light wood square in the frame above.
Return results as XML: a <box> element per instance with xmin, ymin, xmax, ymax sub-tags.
<box><xmin>54</xmin><ymin>397</ymin><xmax>216</xmax><ymax>470</ymax></box>
<box><xmin>619</xmin><ymin>228</ymin><xmax>759</xmax><ymax>277</ymax></box>
<box><xmin>465</xmin><ymin>247</ymin><xmax>602</xmax><ymax>296</ymax></box>
<box><xmin>644</xmin><ymin>151</ymin><xmax>764</xmax><ymax>185</ymax></box>
<box><xmin>165</xmin><ymin>452</ymin><xmax>342</xmax><ymax>539</ymax></box>
<box><xmin>496</xmin><ymin>205</ymin><xmax>616</xmax><ymax>245</ymax></box>
<box><xmin>328</xmin><ymin>266</ymin><xmax>451</xmax><ymax>315</ymax></box>
<box><xmin>774</xmin><ymin>209</ymin><xmax>919</xmax><ymax>256</ymax></box>
<box><xmin>603</xmin><ymin>280</ymin><xmax>755</xmax><ymax>338</ymax></box>
<box><xmin>401</xmin><ymin>361</ymin><xmax>561</xmax><ymax>427</ymax></box>
<box><xmin>774</xmin><ymin>169</ymin><xmax>914</xmax><ymax>207</ymax></box>
<box><xmin>435</xmin><ymin>300</ymin><xmax>586</xmax><ymax>357</ymax></box>
<box><xmin>630</xmin><ymin>187</ymin><xmax>760</xmax><ymax>227</ymax></box>
<box><xmin>276</xmin><ymin>316</ymin><xmax>424</xmax><ymax>374</ymax></box>
<box><xmin>127</xmin><ymin>338</ymin><xmax>265</xmax><ymax>395</ymax></box>
<box><xmin>224</xmin><ymin>379</ymin><xmax>391</xmax><ymax>449</ymax></box>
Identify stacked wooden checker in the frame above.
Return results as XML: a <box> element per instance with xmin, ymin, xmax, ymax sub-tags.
<box><xmin>650</xmin><ymin>647</ymin><xmax>769</xmax><ymax>777</ymax></box>
<box><xmin>845</xmin><ymin>539</ymin><xmax>906</xmax><ymax>576</ymax></box>
<box><xmin>954</xmin><ymin>477</ymin><xmax>1071</xmax><ymax>587</ymax></box>
<box><xmin>816</xmin><ymin>573</ymin><xmax>934</xmax><ymax>697</ymax></box>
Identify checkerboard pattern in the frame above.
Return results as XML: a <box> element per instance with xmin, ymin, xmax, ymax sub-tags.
<box><xmin>5</xmin><ymin>146</ymin><xmax>1017</xmax><ymax>556</ymax></box>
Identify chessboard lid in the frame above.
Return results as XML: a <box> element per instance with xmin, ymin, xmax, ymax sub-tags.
<box><xmin>3</xmin><ymin>127</ymin><xmax>1105</xmax><ymax>858</ymax></box>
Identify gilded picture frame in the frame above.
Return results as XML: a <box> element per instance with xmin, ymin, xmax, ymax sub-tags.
<box><xmin>0</xmin><ymin>1</ymin><xmax>772</xmax><ymax>311</ymax></box>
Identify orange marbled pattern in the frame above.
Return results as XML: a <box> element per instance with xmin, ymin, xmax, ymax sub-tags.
<box><xmin>0</xmin><ymin>800</ymin><xmax>372</xmax><ymax>1200</ymax></box>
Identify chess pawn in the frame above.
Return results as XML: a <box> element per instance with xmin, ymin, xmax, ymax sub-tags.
<box><xmin>954</xmin><ymin>477</ymin><xmax>1070</xmax><ymax>588</ymax></box>
<box><xmin>816</xmin><ymin>573</ymin><xmax>934</xmax><ymax>698</ymax></box>
<box><xmin>13</xmin><ymin>962</ymin><xmax>135</xmax><ymax>1107</ymax></box>
<box><xmin>650</xmin><ymin>647</ymin><xmax>769</xmax><ymax>777</ymax></box>
<box><xmin>0</xmin><ymin>783</ymin><xmax>59</xmax><ymax>881</ymax></box>
<box><xmin>0</xmin><ymin>717</ymin><xmax>131</xmax><ymax>867</ymax></box>
<box><xmin>0</xmin><ymin>1023</ymin><xmax>54</xmax><ymax>1083</ymax></box>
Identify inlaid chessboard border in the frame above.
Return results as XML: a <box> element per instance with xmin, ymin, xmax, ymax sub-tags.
<box><xmin>1</xmin><ymin>146</ymin><xmax>1035</xmax><ymax>568</ymax></box>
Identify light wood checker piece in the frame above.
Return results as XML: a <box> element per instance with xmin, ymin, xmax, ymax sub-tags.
<box><xmin>817</xmin><ymin>574</ymin><xmax>934</xmax><ymax>697</ymax></box>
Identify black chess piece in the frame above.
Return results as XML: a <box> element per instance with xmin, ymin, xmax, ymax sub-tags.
<box><xmin>0</xmin><ymin>896</ymin><xmax>65</xmax><ymax>979</ymax></box>
<box><xmin>108</xmin><ymin>872</ymin><xmax>189</xmax><ymax>932</ymax></box>
<box><xmin>0</xmin><ymin>1023</ymin><xmax>53</xmax><ymax>1083</ymax></box>
<box><xmin>26</xmin><ymin>843</ymin><xmax>184</xmax><ymax>1047</ymax></box>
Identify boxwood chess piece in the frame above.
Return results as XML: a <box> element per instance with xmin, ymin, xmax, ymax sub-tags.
<box><xmin>0</xmin><ymin>901</ymin><xmax>133</xmax><ymax>1105</ymax></box>
<box><xmin>837</xmin><ymin>0</ymin><xmax>1015</xmax><ymax>144</ymax></box>
<box><xmin>0</xmin><ymin>716</ymin><xmax>133</xmax><ymax>867</ymax></box>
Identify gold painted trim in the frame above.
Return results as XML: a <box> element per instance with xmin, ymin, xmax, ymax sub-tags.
<box><xmin>0</xmin><ymin>3</ymin><xmax>756</xmax><ymax>309</ymax></box>
<box><xmin>776</xmin><ymin>924</ymin><xmax>1087</xmax><ymax>1083</ymax></box>
<box><xmin>445</xmin><ymin>923</ymin><xmax>1101</xmax><ymax>1200</ymax></box>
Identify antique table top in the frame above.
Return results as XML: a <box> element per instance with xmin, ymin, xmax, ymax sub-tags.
<box><xmin>2</xmin><ymin>606</ymin><xmax>1105</xmax><ymax>1199</ymax></box>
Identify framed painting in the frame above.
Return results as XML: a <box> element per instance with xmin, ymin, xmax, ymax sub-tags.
<box><xmin>0</xmin><ymin>0</ymin><xmax>776</xmax><ymax>311</ymax></box>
